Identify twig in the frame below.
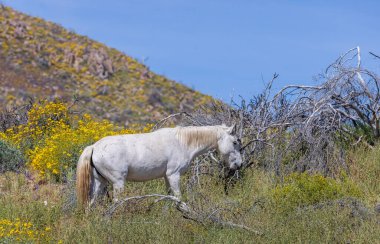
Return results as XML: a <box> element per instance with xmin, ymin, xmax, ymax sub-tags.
<box><xmin>152</xmin><ymin>113</ymin><xmax>183</xmax><ymax>130</ymax></box>
<box><xmin>153</xmin><ymin>112</ymin><xmax>203</xmax><ymax>130</ymax></box>
<box><xmin>369</xmin><ymin>51</ymin><xmax>380</xmax><ymax>60</ymax></box>
<box><xmin>352</xmin><ymin>135</ymin><xmax>363</xmax><ymax>146</ymax></box>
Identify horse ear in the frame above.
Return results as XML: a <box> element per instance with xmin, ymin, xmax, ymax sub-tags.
<box><xmin>227</xmin><ymin>123</ymin><xmax>236</xmax><ymax>134</ymax></box>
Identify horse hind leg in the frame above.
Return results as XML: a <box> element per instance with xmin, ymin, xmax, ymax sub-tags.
<box><xmin>110</xmin><ymin>171</ymin><xmax>126</xmax><ymax>202</ymax></box>
<box><xmin>95</xmin><ymin>168</ymin><xmax>126</xmax><ymax>203</ymax></box>
<box><xmin>89</xmin><ymin>168</ymin><xmax>108</xmax><ymax>207</ymax></box>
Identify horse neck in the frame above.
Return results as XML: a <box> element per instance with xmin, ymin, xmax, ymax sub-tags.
<box><xmin>175</xmin><ymin>126</ymin><xmax>220</xmax><ymax>160</ymax></box>
<box><xmin>188</xmin><ymin>142</ymin><xmax>217</xmax><ymax>160</ymax></box>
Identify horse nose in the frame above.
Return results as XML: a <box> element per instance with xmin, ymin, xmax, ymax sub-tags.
<box><xmin>231</xmin><ymin>162</ymin><xmax>242</xmax><ymax>171</ymax></box>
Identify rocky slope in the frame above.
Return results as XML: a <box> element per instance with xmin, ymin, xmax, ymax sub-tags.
<box><xmin>0</xmin><ymin>6</ymin><xmax>211</xmax><ymax>125</ymax></box>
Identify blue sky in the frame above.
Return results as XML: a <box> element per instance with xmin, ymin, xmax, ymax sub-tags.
<box><xmin>2</xmin><ymin>0</ymin><xmax>380</xmax><ymax>101</ymax></box>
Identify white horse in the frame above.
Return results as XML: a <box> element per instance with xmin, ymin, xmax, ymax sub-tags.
<box><xmin>76</xmin><ymin>125</ymin><xmax>243</xmax><ymax>206</ymax></box>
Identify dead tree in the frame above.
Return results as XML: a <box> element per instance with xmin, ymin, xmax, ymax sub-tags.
<box><xmin>183</xmin><ymin>47</ymin><xmax>380</xmax><ymax>179</ymax></box>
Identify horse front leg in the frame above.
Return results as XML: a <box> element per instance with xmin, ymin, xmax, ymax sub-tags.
<box><xmin>164</xmin><ymin>176</ymin><xmax>172</xmax><ymax>195</ymax></box>
<box><xmin>112</xmin><ymin>180</ymin><xmax>124</xmax><ymax>202</ymax></box>
<box><xmin>165</xmin><ymin>172</ymin><xmax>191</xmax><ymax>212</ymax></box>
<box><xmin>165</xmin><ymin>173</ymin><xmax>181</xmax><ymax>198</ymax></box>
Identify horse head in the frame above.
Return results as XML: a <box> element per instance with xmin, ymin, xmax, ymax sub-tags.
<box><xmin>217</xmin><ymin>124</ymin><xmax>243</xmax><ymax>171</ymax></box>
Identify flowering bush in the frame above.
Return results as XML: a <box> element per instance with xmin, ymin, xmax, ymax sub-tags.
<box><xmin>0</xmin><ymin>218</ymin><xmax>52</xmax><ymax>242</ymax></box>
<box><xmin>0</xmin><ymin>101</ymin><xmax>153</xmax><ymax>181</ymax></box>
<box><xmin>271</xmin><ymin>172</ymin><xmax>362</xmax><ymax>210</ymax></box>
<box><xmin>0</xmin><ymin>101</ymin><xmax>70</xmax><ymax>151</ymax></box>
<box><xmin>28</xmin><ymin>114</ymin><xmax>142</xmax><ymax>180</ymax></box>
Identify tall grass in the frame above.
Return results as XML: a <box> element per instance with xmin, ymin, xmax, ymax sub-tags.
<box><xmin>348</xmin><ymin>146</ymin><xmax>380</xmax><ymax>205</ymax></box>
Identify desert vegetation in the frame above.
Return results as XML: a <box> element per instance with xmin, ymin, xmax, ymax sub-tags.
<box><xmin>0</xmin><ymin>44</ymin><xmax>379</xmax><ymax>243</ymax></box>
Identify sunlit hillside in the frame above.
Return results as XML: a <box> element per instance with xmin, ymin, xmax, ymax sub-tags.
<box><xmin>0</xmin><ymin>6</ymin><xmax>211</xmax><ymax>125</ymax></box>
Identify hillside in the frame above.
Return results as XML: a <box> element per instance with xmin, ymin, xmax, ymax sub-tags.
<box><xmin>0</xmin><ymin>6</ymin><xmax>211</xmax><ymax>125</ymax></box>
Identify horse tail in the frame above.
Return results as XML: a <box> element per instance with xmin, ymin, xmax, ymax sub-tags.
<box><xmin>76</xmin><ymin>145</ymin><xmax>94</xmax><ymax>207</ymax></box>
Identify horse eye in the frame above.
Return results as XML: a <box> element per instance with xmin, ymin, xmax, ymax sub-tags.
<box><xmin>233</xmin><ymin>139</ymin><xmax>241</xmax><ymax>146</ymax></box>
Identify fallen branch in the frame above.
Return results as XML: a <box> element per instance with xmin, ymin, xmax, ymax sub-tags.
<box><xmin>104</xmin><ymin>194</ymin><xmax>263</xmax><ymax>235</ymax></box>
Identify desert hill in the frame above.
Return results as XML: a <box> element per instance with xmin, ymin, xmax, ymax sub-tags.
<box><xmin>0</xmin><ymin>6</ymin><xmax>211</xmax><ymax>125</ymax></box>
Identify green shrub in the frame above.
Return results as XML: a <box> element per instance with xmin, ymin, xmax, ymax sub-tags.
<box><xmin>0</xmin><ymin>140</ymin><xmax>25</xmax><ymax>173</ymax></box>
<box><xmin>272</xmin><ymin>172</ymin><xmax>362</xmax><ymax>210</ymax></box>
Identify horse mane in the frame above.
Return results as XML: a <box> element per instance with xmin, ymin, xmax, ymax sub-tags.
<box><xmin>175</xmin><ymin>126</ymin><xmax>222</xmax><ymax>148</ymax></box>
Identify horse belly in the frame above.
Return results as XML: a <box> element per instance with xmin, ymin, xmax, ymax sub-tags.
<box><xmin>126</xmin><ymin>161</ymin><xmax>167</xmax><ymax>181</ymax></box>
